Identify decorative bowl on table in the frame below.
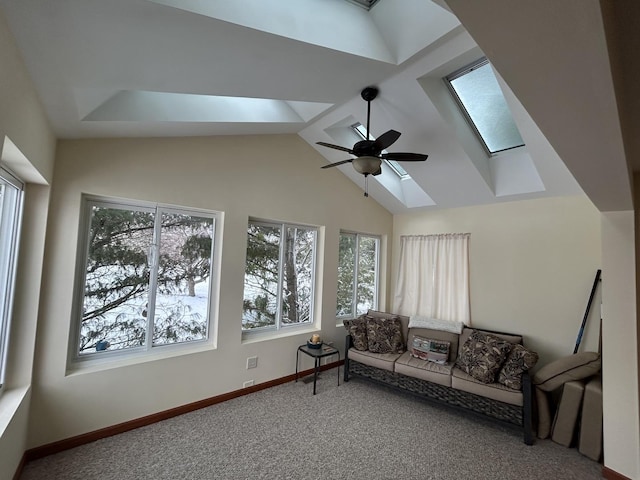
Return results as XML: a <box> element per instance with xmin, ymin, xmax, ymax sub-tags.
<box><xmin>307</xmin><ymin>339</ymin><xmax>323</xmax><ymax>349</ymax></box>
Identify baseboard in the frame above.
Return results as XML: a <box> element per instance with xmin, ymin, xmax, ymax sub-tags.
<box><xmin>12</xmin><ymin>452</ymin><xmax>26</xmax><ymax>480</ymax></box>
<box><xmin>23</xmin><ymin>360</ymin><xmax>342</xmax><ymax>463</ymax></box>
<box><xmin>602</xmin><ymin>466</ymin><xmax>632</xmax><ymax>480</ymax></box>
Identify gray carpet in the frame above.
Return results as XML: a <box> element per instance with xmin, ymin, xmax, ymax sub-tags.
<box><xmin>21</xmin><ymin>369</ymin><xmax>603</xmax><ymax>480</ymax></box>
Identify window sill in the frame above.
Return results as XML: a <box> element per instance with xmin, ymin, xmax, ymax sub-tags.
<box><xmin>0</xmin><ymin>385</ymin><xmax>30</xmax><ymax>437</ymax></box>
<box><xmin>241</xmin><ymin>325</ymin><xmax>318</xmax><ymax>345</ymax></box>
<box><xmin>65</xmin><ymin>340</ymin><xmax>216</xmax><ymax>377</ymax></box>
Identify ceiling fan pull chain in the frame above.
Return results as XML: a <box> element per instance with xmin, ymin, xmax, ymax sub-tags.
<box><xmin>364</xmin><ymin>174</ymin><xmax>369</xmax><ymax>197</ymax></box>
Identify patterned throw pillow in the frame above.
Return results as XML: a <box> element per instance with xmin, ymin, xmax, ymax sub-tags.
<box><xmin>348</xmin><ymin>315</ymin><xmax>369</xmax><ymax>351</ymax></box>
<box><xmin>498</xmin><ymin>344</ymin><xmax>539</xmax><ymax>390</ymax></box>
<box><xmin>366</xmin><ymin>317</ymin><xmax>405</xmax><ymax>354</ymax></box>
<box><xmin>411</xmin><ymin>336</ymin><xmax>451</xmax><ymax>364</ymax></box>
<box><xmin>455</xmin><ymin>330</ymin><xmax>513</xmax><ymax>384</ymax></box>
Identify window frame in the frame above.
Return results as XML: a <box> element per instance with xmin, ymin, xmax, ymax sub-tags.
<box><xmin>0</xmin><ymin>166</ymin><xmax>24</xmax><ymax>391</ymax></box>
<box><xmin>241</xmin><ymin>218</ymin><xmax>318</xmax><ymax>337</ymax></box>
<box><xmin>70</xmin><ymin>195</ymin><xmax>221</xmax><ymax>364</ymax></box>
<box><xmin>336</xmin><ymin>231</ymin><xmax>380</xmax><ymax>320</ymax></box>
<box><xmin>445</xmin><ymin>57</ymin><xmax>525</xmax><ymax>155</ymax></box>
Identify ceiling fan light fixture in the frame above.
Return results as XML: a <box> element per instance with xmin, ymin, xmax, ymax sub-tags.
<box><xmin>352</xmin><ymin>156</ymin><xmax>381</xmax><ymax>175</ymax></box>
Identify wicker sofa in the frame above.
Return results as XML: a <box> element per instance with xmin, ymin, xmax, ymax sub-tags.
<box><xmin>343</xmin><ymin>310</ymin><xmax>535</xmax><ymax>445</ymax></box>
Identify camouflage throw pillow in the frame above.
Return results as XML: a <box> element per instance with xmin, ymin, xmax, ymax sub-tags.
<box><xmin>366</xmin><ymin>317</ymin><xmax>404</xmax><ymax>354</ymax></box>
<box><xmin>498</xmin><ymin>344</ymin><xmax>539</xmax><ymax>390</ymax></box>
<box><xmin>455</xmin><ymin>330</ymin><xmax>513</xmax><ymax>384</ymax></box>
<box><xmin>348</xmin><ymin>315</ymin><xmax>369</xmax><ymax>351</ymax></box>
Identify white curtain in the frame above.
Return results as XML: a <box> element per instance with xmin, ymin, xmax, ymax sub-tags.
<box><xmin>393</xmin><ymin>233</ymin><xmax>470</xmax><ymax>325</ymax></box>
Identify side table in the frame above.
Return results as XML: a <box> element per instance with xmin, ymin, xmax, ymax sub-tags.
<box><xmin>295</xmin><ymin>343</ymin><xmax>340</xmax><ymax>395</ymax></box>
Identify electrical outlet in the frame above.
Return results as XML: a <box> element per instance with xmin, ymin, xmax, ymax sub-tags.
<box><xmin>246</xmin><ymin>356</ymin><xmax>258</xmax><ymax>369</ymax></box>
<box><xmin>243</xmin><ymin>380</ymin><xmax>254</xmax><ymax>388</ymax></box>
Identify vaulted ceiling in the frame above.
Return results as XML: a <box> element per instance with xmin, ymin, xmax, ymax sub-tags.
<box><xmin>0</xmin><ymin>0</ymin><xmax>633</xmax><ymax>213</ymax></box>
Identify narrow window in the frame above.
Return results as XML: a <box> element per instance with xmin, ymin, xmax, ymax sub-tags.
<box><xmin>0</xmin><ymin>167</ymin><xmax>24</xmax><ymax>389</ymax></box>
<box><xmin>242</xmin><ymin>220</ymin><xmax>317</xmax><ymax>333</ymax></box>
<box><xmin>74</xmin><ymin>197</ymin><xmax>217</xmax><ymax>358</ymax></box>
<box><xmin>337</xmin><ymin>232</ymin><xmax>379</xmax><ymax>318</ymax></box>
<box><xmin>446</xmin><ymin>58</ymin><xmax>525</xmax><ymax>154</ymax></box>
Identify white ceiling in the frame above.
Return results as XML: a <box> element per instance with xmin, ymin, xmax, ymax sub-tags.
<box><xmin>0</xmin><ymin>0</ymin><xmax>632</xmax><ymax>214</ymax></box>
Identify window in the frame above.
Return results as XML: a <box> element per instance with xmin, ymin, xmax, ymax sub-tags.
<box><xmin>242</xmin><ymin>220</ymin><xmax>317</xmax><ymax>333</ymax></box>
<box><xmin>0</xmin><ymin>167</ymin><xmax>24</xmax><ymax>389</ymax></box>
<box><xmin>446</xmin><ymin>58</ymin><xmax>525</xmax><ymax>154</ymax></box>
<box><xmin>73</xmin><ymin>197</ymin><xmax>218</xmax><ymax>358</ymax></box>
<box><xmin>337</xmin><ymin>232</ymin><xmax>379</xmax><ymax>318</ymax></box>
<box><xmin>352</xmin><ymin>123</ymin><xmax>409</xmax><ymax>178</ymax></box>
<box><xmin>393</xmin><ymin>234</ymin><xmax>470</xmax><ymax>324</ymax></box>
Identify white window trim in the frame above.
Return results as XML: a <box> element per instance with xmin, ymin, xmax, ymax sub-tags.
<box><xmin>0</xmin><ymin>166</ymin><xmax>24</xmax><ymax>391</ymax></box>
<box><xmin>69</xmin><ymin>195</ymin><xmax>222</xmax><ymax>366</ymax></box>
<box><xmin>242</xmin><ymin>218</ymin><xmax>318</xmax><ymax>339</ymax></box>
<box><xmin>336</xmin><ymin>230</ymin><xmax>380</xmax><ymax>321</ymax></box>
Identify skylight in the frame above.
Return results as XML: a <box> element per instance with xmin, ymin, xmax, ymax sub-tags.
<box><xmin>352</xmin><ymin>123</ymin><xmax>409</xmax><ymax>179</ymax></box>
<box><xmin>343</xmin><ymin>0</ymin><xmax>381</xmax><ymax>10</ymax></box>
<box><xmin>446</xmin><ymin>58</ymin><xmax>525</xmax><ymax>155</ymax></box>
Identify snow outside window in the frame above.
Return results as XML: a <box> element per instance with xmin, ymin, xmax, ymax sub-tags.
<box><xmin>73</xmin><ymin>197</ymin><xmax>218</xmax><ymax>358</ymax></box>
<box><xmin>0</xmin><ymin>167</ymin><xmax>24</xmax><ymax>390</ymax></box>
<box><xmin>242</xmin><ymin>220</ymin><xmax>317</xmax><ymax>333</ymax></box>
<box><xmin>336</xmin><ymin>232</ymin><xmax>379</xmax><ymax>319</ymax></box>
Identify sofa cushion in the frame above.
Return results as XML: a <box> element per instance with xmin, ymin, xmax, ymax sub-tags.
<box><xmin>533</xmin><ymin>352</ymin><xmax>601</xmax><ymax>392</ymax></box>
<box><xmin>498</xmin><ymin>344</ymin><xmax>539</xmax><ymax>390</ymax></box>
<box><xmin>458</xmin><ymin>327</ymin><xmax>522</xmax><ymax>358</ymax></box>
<box><xmin>348</xmin><ymin>315</ymin><xmax>369</xmax><ymax>351</ymax></box>
<box><xmin>410</xmin><ymin>336</ymin><xmax>450</xmax><ymax>364</ymax></box>
<box><xmin>348</xmin><ymin>348</ymin><xmax>403</xmax><ymax>372</ymax></box>
<box><xmin>367</xmin><ymin>310</ymin><xmax>410</xmax><ymax>346</ymax></box>
<box><xmin>395</xmin><ymin>351</ymin><xmax>453</xmax><ymax>387</ymax></box>
<box><xmin>451</xmin><ymin>367</ymin><xmax>523</xmax><ymax>406</ymax></box>
<box><xmin>366</xmin><ymin>316</ymin><xmax>404</xmax><ymax>354</ymax></box>
<box><xmin>455</xmin><ymin>330</ymin><xmax>513</xmax><ymax>384</ymax></box>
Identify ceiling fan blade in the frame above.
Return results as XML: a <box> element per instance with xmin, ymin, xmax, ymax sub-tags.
<box><xmin>316</xmin><ymin>142</ymin><xmax>353</xmax><ymax>154</ymax></box>
<box><xmin>381</xmin><ymin>152</ymin><xmax>428</xmax><ymax>161</ymax></box>
<box><xmin>374</xmin><ymin>130</ymin><xmax>401</xmax><ymax>150</ymax></box>
<box><xmin>372</xmin><ymin>167</ymin><xmax>383</xmax><ymax>176</ymax></box>
<box><xmin>321</xmin><ymin>159</ymin><xmax>354</xmax><ymax>169</ymax></box>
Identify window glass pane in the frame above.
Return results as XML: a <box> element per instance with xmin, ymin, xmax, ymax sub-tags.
<box><xmin>337</xmin><ymin>233</ymin><xmax>356</xmax><ymax>317</ymax></box>
<box><xmin>153</xmin><ymin>212</ymin><xmax>213</xmax><ymax>346</ymax></box>
<box><xmin>448</xmin><ymin>60</ymin><xmax>524</xmax><ymax>154</ymax></box>
<box><xmin>281</xmin><ymin>226</ymin><xmax>315</xmax><ymax>326</ymax></box>
<box><xmin>80</xmin><ymin>206</ymin><xmax>153</xmax><ymax>354</ymax></box>
<box><xmin>242</xmin><ymin>223</ymin><xmax>281</xmax><ymax>330</ymax></box>
<box><xmin>0</xmin><ymin>173</ymin><xmax>22</xmax><ymax>388</ymax></box>
<box><xmin>356</xmin><ymin>236</ymin><xmax>378</xmax><ymax>316</ymax></box>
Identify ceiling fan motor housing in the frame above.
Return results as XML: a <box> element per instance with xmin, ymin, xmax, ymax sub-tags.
<box><xmin>353</xmin><ymin>140</ymin><xmax>381</xmax><ymax>157</ymax></box>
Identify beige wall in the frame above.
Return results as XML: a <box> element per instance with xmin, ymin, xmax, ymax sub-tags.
<box><xmin>392</xmin><ymin>196</ymin><xmax>602</xmax><ymax>367</ymax></box>
<box><xmin>0</xmin><ymin>10</ymin><xmax>55</xmax><ymax>480</ymax></box>
<box><xmin>27</xmin><ymin>135</ymin><xmax>393</xmax><ymax>447</ymax></box>
<box><xmin>601</xmin><ymin>211</ymin><xmax>640</xmax><ymax>479</ymax></box>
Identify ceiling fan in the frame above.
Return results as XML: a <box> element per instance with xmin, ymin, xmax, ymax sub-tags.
<box><xmin>317</xmin><ymin>86</ymin><xmax>428</xmax><ymax>196</ymax></box>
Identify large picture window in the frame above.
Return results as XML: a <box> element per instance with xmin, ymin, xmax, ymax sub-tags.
<box><xmin>0</xmin><ymin>167</ymin><xmax>24</xmax><ymax>389</ymax></box>
<box><xmin>337</xmin><ymin>232</ymin><xmax>379</xmax><ymax>318</ymax></box>
<box><xmin>73</xmin><ymin>197</ymin><xmax>218</xmax><ymax>358</ymax></box>
<box><xmin>242</xmin><ymin>220</ymin><xmax>317</xmax><ymax>333</ymax></box>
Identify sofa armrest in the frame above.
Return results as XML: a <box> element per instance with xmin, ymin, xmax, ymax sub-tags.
<box><xmin>522</xmin><ymin>371</ymin><xmax>534</xmax><ymax>445</ymax></box>
<box><xmin>344</xmin><ymin>334</ymin><xmax>353</xmax><ymax>382</ymax></box>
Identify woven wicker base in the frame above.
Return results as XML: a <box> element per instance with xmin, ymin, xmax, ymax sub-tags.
<box><xmin>349</xmin><ymin>360</ymin><xmax>524</xmax><ymax>426</ymax></box>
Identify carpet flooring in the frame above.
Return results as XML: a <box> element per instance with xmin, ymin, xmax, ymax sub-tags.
<box><xmin>20</xmin><ymin>368</ymin><xmax>603</xmax><ymax>480</ymax></box>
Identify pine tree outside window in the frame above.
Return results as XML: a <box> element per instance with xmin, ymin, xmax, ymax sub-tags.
<box><xmin>337</xmin><ymin>232</ymin><xmax>379</xmax><ymax>319</ymax></box>
<box><xmin>242</xmin><ymin>220</ymin><xmax>317</xmax><ymax>333</ymax></box>
<box><xmin>72</xmin><ymin>197</ymin><xmax>219</xmax><ymax>359</ymax></box>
